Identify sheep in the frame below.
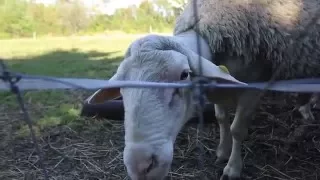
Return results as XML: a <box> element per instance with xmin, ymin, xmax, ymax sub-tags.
<box><xmin>108</xmin><ymin>34</ymin><xmax>247</xmax><ymax>180</ymax></box>
<box><xmin>173</xmin><ymin>1</ymin><xmax>320</xmax><ymax>178</ymax></box>
<box><xmin>90</xmin><ymin>0</ymin><xmax>320</xmax><ymax>179</ymax></box>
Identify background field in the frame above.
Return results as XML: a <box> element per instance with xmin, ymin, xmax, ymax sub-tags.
<box><xmin>1</xmin><ymin>35</ymin><xmax>320</xmax><ymax>180</ymax></box>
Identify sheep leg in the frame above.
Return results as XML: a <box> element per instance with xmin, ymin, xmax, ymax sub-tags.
<box><xmin>297</xmin><ymin>93</ymin><xmax>317</xmax><ymax>121</ymax></box>
<box><xmin>293</xmin><ymin>93</ymin><xmax>318</xmax><ymax>140</ymax></box>
<box><xmin>221</xmin><ymin>91</ymin><xmax>258</xmax><ymax>180</ymax></box>
<box><xmin>214</xmin><ymin>104</ymin><xmax>232</xmax><ymax>164</ymax></box>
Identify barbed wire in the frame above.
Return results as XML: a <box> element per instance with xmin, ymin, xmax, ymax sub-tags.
<box><xmin>1</xmin><ymin>72</ymin><xmax>320</xmax><ymax>92</ymax></box>
<box><xmin>1</xmin><ymin>0</ymin><xmax>320</xmax><ymax>179</ymax></box>
<box><xmin>0</xmin><ymin>61</ymin><xmax>49</xmax><ymax>180</ymax></box>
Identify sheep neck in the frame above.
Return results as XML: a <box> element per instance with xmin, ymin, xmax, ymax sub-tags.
<box><xmin>172</xmin><ymin>30</ymin><xmax>213</xmax><ymax>62</ymax></box>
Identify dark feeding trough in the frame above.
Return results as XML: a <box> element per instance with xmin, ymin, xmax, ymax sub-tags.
<box><xmin>80</xmin><ymin>88</ymin><xmax>217</xmax><ymax>124</ymax></box>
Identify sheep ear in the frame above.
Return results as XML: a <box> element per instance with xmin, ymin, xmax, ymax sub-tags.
<box><xmin>83</xmin><ymin>44</ymin><xmax>130</xmax><ymax>106</ymax></box>
<box><xmin>84</xmin><ymin>73</ymin><xmax>121</xmax><ymax>105</ymax></box>
<box><xmin>186</xmin><ymin>50</ymin><xmax>246</xmax><ymax>85</ymax></box>
<box><xmin>183</xmin><ymin>51</ymin><xmax>248</xmax><ymax>103</ymax></box>
<box><xmin>165</xmin><ymin>36</ymin><xmax>245</xmax><ymax>85</ymax></box>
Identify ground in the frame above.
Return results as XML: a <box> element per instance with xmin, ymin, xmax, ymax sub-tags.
<box><xmin>0</xmin><ymin>35</ymin><xmax>320</xmax><ymax>180</ymax></box>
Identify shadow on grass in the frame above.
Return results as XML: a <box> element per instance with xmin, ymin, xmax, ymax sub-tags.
<box><xmin>3</xmin><ymin>48</ymin><xmax>124</xmax><ymax>79</ymax></box>
<box><xmin>0</xmin><ymin>48</ymin><xmax>125</xmax><ymax>140</ymax></box>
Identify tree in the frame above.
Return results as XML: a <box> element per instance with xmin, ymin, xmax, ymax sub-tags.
<box><xmin>0</xmin><ymin>0</ymin><xmax>34</xmax><ymax>38</ymax></box>
<box><xmin>56</xmin><ymin>0</ymin><xmax>89</xmax><ymax>34</ymax></box>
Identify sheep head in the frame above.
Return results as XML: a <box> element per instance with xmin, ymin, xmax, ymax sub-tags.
<box><xmin>108</xmin><ymin>34</ymin><xmax>245</xmax><ymax>180</ymax></box>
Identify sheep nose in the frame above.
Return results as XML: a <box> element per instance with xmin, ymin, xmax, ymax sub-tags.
<box><xmin>124</xmin><ymin>142</ymin><xmax>173</xmax><ymax>180</ymax></box>
<box><xmin>137</xmin><ymin>154</ymin><xmax>158</xmax><ymax>175</ymax></box>
<box><xmin>124</xmin><ymin>144</ymin><xmax>159</xmax><ymax>177</ymax></box>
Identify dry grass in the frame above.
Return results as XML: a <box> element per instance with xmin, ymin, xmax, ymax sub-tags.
<box><xmin>1</xmin><ymin>92</ymin><xmax>320</xmax><ymax>180</ymax></box>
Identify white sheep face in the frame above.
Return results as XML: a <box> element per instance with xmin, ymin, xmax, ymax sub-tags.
<box><xmin>120</xmin><ymin>45</ymin><xmax>194</xmax><ymax>180</ymax></box>
<box><xmin>108</xmin><ymin>35</ymin><xmax>246</xmax><ymax>180</ymax></box>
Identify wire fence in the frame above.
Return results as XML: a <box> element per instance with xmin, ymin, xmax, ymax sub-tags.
<box><xmin>1</xmin><ymin>0</ymin><xmax>320</xmax><ymax>180</ymax></box>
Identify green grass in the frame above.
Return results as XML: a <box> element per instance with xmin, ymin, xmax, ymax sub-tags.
<box><xmin>0</xmin><ymin>35</ymin><xmax>139</xmax><ymax>138</ymax></box>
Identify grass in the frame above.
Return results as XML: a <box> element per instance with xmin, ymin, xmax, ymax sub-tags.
<box><xmin>0</xmin><ymin>35</ymin><xmax>136</xmax><ymax>179</ymax></box>
<box><xmin>0</xmin><ymin>35</ymin><xmax>138</xmax><ymax>138</ymax></box>
<box><xmin>1</xmin><ymin>34</ymin><xmax>320</xmax><ymax>180</ymax></box>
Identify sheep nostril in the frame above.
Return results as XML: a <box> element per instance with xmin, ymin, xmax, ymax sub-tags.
<box><xmin>145</xmin><ymin>154</ymin><xmax>158</xmax><ymax>174</ymax></box>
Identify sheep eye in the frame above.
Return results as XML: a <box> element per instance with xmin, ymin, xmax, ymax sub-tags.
<box><xmin>180</xmin><ymin>70</ymin><xmax>189</xmax><ymax>80</ymax></box>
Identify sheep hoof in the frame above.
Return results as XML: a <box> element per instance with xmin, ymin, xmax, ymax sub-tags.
<box><xmin>298</xmin><ymin>105</ymin><xmax>315</xmax><ymax>123</ymax></box>
<box><xmin>215</xmin><ymin>145</ymin><xmax>232</xmax><ymax>165</ymax></box>
<box><xmin>215</xmin><ymin>157</ymin><xmax>228</xmax><ymax>165</ymax></box>
<box><xmin>220</xmin><ymin>165</ymin><xmax>242</xmax><ymax>180</ymax></box>
<box><xmin>220</xmin><ymin>174</ymin><xmax>241</xmax><ymax>180</ymax></box>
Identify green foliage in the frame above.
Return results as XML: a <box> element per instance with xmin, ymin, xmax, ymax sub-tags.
<box><xmin>0</xmin><ymin>0</ymin><xmax>183</xmax><ymax>39</ymax></box>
